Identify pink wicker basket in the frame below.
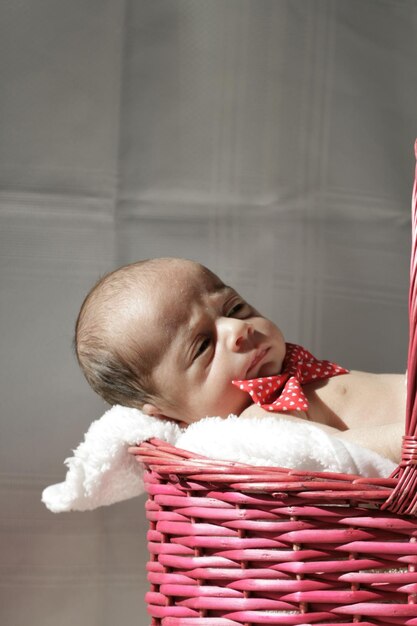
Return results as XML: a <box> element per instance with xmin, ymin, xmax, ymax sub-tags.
<box><xmin>135</xmin><ymin>440</ymin><xmax>417</xmax><ymax>626</ymax></box>
<box><xmin>131</xmin><ymin>143</ymin><xmax>417</xmax><ymax>625</ymax></box>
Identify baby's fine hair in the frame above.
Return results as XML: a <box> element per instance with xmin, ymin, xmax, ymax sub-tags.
<box><xmin>75</xmin><ymin>257</ymin><xmax>217</xmax><ymax>409</ymax></box>
<box><xmin>75</xmin><ymin>259</ymin><xmax>164</xmax><ymax>409</ymax></box>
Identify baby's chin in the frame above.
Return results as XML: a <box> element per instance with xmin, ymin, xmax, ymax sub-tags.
<box><xmin>257</xmin><ymin>361</ymin><xmax>283</xmax><ymax>378</ymax></box>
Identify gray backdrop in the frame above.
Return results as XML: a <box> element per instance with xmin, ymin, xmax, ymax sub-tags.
<box><xmin>1</xmin><ymin>1</ymin><xmax>416</xmax><ymax>625</ymax></box>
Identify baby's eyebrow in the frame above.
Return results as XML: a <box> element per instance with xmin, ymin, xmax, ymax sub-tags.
<box><xmin>219</xmin><ymin>285</ymin><xmax>243</xmax><ymax>302</ymax></box>
<box><xmin>205</xmin><ymin>278</ymin><xmax>228</xmax><ymax>293</ymax></box>
<box><xmin>212</xmin><ymin>283</ymin><xmax>234</xmax><ymax>296</ymax></box>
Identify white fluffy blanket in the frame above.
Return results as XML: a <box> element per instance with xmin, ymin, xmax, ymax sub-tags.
<box><xmin>42</xmin><ymin>405</ymin><xmax>396</xmax><ymax>513</ymax></box>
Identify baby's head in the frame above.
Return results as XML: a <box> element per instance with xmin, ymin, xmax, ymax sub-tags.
<box><xmin>75</xmin><ymin>258</ymin><xmax>286</xmax><ymax>424</ymax></box>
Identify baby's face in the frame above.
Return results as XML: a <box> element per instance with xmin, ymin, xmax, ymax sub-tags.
<box><xmin>135</xmin><ymin>261</ymin><xmax>286</xmax><ymax>424</ymax></box>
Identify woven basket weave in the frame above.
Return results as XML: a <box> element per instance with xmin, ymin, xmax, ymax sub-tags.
<box><xmin>135</xmin><ymin>439</ymin><xmax>417</xmax><ymax>625</ymax></box>
<box><xmin>131</xmin><ymin>143</ymin><xmax>417</xmax><ymax>625</ymax></box>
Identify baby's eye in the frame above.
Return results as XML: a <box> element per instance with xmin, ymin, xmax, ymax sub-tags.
<box><xmin>227</xmin><ymin>302</ymin><xmax>249</xmax><ymax>317</ymax></box>
<box><xmin>194</xmin><ymin>337</ymin><xmax>211</xmax><ymax>359</ymax></box>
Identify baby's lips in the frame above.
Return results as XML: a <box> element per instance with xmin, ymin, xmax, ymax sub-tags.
<box><xmin>245</xmin><ymin>347</ymin><xmax>269</xmax><ymax>379</ymax></box>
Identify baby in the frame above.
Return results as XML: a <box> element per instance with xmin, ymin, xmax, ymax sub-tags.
<box><xmin>75</xmin><ymin>257</ymin><xmax>406</xmax><ymax>463</ymax></box>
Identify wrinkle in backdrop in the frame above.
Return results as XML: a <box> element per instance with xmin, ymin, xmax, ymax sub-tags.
<box><xmin>1</xmin><ymin>1</ymin><xmax>416</xmax><ymax>625</ymax></box>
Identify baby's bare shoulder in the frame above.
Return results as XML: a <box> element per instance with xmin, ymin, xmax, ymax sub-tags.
<box><xmin>323</xmin><ymin>369</ymin><xmax>405</xmax><ymax>394</ymax></box>
<box><xmin>343</xmin><ymin>370</ymin><xmax>405</xmax><ymax>389</ymax></box>
<box><xmin>348</xmin><ymin>370</ymin><xmax>405</xmax><ymax>379</ymax></box>
<box><xmin>318</xmin><ymin>370</ymin><xmax>406</xmax><ymax>429</ymax></box>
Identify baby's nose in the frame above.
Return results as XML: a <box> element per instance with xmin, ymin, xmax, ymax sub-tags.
<box><xmin>235</xmin><ymin>324</ymin><xmax>254</xmax><ymax>349</ymax></box>
<box><xmin>221</xmin><ymin>318</ymin><xmax>254</xmax><ymax>352</ymax></box>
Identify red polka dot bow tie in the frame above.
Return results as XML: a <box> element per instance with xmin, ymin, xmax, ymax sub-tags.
<box><xmin>232</xmin><ymin>342</ymin><xmax>348</xmax><ymax>412</ymax></box>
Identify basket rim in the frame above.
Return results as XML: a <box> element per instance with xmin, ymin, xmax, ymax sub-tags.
<box><xmin>132</xmin><ymin>438</ymin><xmax>398</xmax><ymax>504</ymax></box>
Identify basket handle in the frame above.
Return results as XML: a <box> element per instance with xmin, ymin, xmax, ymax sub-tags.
<box><xmin>383</xmin><ymin>140</ymin><xmax>417</xmax><ymax>515</ymax></box>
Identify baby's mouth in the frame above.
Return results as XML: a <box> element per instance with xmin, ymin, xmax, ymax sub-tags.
<box><xmin>245</xmin><ymin>348</ymin><xmax>269</xmax><ymax>379</ymax></box>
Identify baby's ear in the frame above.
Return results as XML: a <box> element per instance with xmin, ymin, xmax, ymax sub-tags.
<box><xmin>142</xmin><ymin>403</ymin><xmax>164</xmax><ymax>419</ymax></box>
<box><xmin>142</xmin><ymin>402</ymin><xmax>188</xmax><ymax>429</ymax></box>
